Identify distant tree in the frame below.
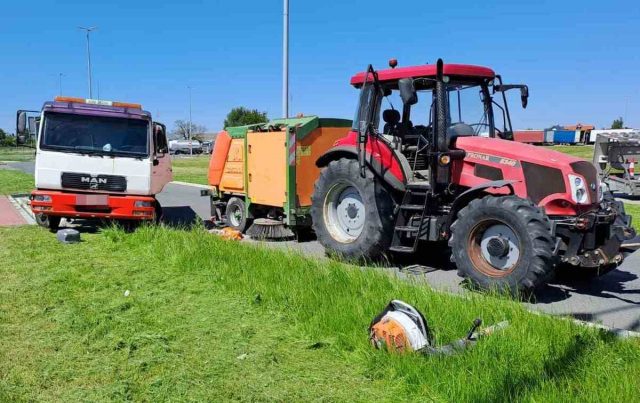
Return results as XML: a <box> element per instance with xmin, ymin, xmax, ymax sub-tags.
<box><xmin>611</xmin><ymin>117</ymin><xmax>624</xmax><ymax>130</ymax></box>
<box><xmin>171</xmin><ymin>120</ymin><xmax>207</xmax><ymax>141</ymax></box>
<box><xmin>223</xmin><ymin>107</ymin><xmax>268</xmax><ymax>128</ymax></box>
<box><xmin>0</xmin><ymin>129</ymin><xmax>15</xmax><ymax>147</ymax></box>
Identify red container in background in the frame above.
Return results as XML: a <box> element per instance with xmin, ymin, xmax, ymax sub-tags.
<box><xmin>513</xmin><ymin>130</ymin><xmax>545</xmax><ymax>144</ymax></box>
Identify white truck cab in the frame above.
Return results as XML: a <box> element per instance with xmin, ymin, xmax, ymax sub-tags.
<box><xmin>16</xmin><ymin>96</ymin><xmax>172</xmax><ymax>230</ymax></box>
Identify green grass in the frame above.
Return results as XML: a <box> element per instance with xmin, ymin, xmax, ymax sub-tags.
<box><xmin>0</xmin><ymin>147</ymin><xmax>35</xmax><ymax>162</ymax></box>
<box><xmin>171</xmin><ymin>155</ymin><xmax>210</xmax><ymax>185</ymax></box>
<box><xmin>543</xmin><ymin>145</ymin><xmax>594</xmax><ymax>160</ymax></box>
<box><xmin>0</xmin><ymin>224</ymin><xmax>639</xmax><ymax>402</ymax></box>
<box><xmin>0</xmin><ymin>169</ymin><xmax>34</xmax><ymax>195</ymax></box>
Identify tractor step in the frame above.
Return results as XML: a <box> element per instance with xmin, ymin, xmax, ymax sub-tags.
<box><xmin>394</xmin><ymin>225</ymin><xmax>420</xmax><ymax>233</ymax></box>
<box><xmin>389</xmin><ymin>245</ymin><xmax>416</xmax><ymax>253</ymax></box>
<box><xmin>400</xmin><ymin>204</ymin><xmax>423</xmax><ymax>211</ymax></box>
<box><xmin>408</xmin><ymin>191</ymin><xmax>427</xmax><ymax>197</ymax></box>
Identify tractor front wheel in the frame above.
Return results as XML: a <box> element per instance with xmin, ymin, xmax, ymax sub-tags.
<box><xmin>311</xmin><ymin>158</ymin><xmax>394</xmax><ymax>261</ymax></box>
<box><xmin>449</xmin><ymin>196</ymin><xmax>555</xmax><ymax>294</ymax></box>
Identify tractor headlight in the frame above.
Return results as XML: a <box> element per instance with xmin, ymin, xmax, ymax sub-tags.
<box><xmin>568</xmin><ymin>174</ymin><xmax>590</xmax><ymax>204</ymax></box>
<box><xmin>33</xmin><ymin>195</ymin><xmax>51</xmax><ymax>202</ymax></box>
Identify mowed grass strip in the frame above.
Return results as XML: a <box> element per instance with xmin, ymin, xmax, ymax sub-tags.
<box><xmin>0</xmin><ymin>225</ymin><xmax>639</xmax><ymax>402</ymax></box>
<box><xmin>543</xmin><ymin>145</ymin><xmax>594</xmax><ymax>160</ymax></box>
<box><xmin>0</xmin><ymin>147</ymin><xmax>36</xmax><ymax>162</ymax></box>
<box><xmin>0</xmin><ymin>169</ymin><xmax>34</xmax><ymax>195</ymax></box>
<box><xmin>170</xmin><ymin>155</ymin><xmax>210</xmax><ymax>185</ymax></box>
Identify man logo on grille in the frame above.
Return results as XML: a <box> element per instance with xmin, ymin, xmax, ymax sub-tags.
<box><xmin>81</xmin><ymin>176</ymin><xmax>107</xmax><ymax>190</ymax></box>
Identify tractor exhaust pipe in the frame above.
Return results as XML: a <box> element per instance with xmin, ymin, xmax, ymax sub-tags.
<box><xmin>432</xmin><ymin>59</ymin><xmax>450</xmax><ymax>191</ymax></box>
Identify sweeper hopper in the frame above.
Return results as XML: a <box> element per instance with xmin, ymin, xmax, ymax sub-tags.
<box><xmin>205</xmin><ymin>116</ymin><xmax>352</xmax><ymax>238</ymax></box>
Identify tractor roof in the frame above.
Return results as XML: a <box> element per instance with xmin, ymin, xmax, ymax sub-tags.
<box><xmin>350</xmin><ymin>63</ymin><xmax>495</xmax><ymax>87</ymax></box>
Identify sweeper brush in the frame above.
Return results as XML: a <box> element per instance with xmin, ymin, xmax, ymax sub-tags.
<box><xmin>246</xmin><ymin>218</ymin><xmax>295</xmax><ymax>241</ymax></box>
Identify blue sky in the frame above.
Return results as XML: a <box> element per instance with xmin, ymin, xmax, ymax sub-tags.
<box><xmin>1</xmin><ymin>0</ymin><xmax>638</xmax><ymax>134</ymax></box>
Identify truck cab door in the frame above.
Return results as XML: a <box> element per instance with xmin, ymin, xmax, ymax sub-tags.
<box><xmin>151</xmin><ymin>122</ymin><xmax>173</xmax><ymax>193</ymax></box>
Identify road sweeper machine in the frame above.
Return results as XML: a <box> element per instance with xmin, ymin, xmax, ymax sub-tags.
<box><xmin>16</xmin><ymin>96</ymin><xmax>172</xmax><ymax>230</ymax></box>
<box><xmin>206</xmin><ymin>116</ymin><xmax>352</xmax><ymax>237</ymax></box>
<box><xmin>207</xmin><ymin>60</ymin><xmax>635</xmax><ymax>293</ymax></box>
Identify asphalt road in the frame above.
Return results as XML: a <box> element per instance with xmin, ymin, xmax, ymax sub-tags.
<box><xmin>7</xmin><ymin>161</ymin><xmax>640</xmax><ymax>332</ymax></box>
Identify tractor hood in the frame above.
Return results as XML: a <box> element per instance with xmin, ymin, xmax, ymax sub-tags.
<box><xmin>455</xmin><ymin>136</ymin><xmax>581</xmax><ymax>167</ymax></box>
<box><xmin>454</xmin><ymin>136</ymin><xmax>600</xmax><ymax>214</ymax></box>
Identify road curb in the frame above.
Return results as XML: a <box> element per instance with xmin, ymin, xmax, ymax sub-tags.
<box><xmin>8</xmin><ymin>193</ymin><xmax>35</xmax><ymax>225</ymax></box>
<box><xmin>170</xmin><ymin>181</ymin><xmax>210</xmax><ymax>189</ymax></box>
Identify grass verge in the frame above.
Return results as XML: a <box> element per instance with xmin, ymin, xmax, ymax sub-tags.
<box><xmin>0</xmin><ymin>225</ymin><xmax>639</xmax><ymax>401</ymax></box>
<box><xmin>171</xmin><ymin>155</ymin><xmax>209</xmax><ymax>185</ymax></box>
<box><xmin>0</xmin><ymin>169</ymin><xmax>34</xmax><ymax>195</ymax></box>
<box><xmin>0</xmin><ymin>147</ymin><xmax>35</xmax><ymax>162</ymax></box>
<box><xmin>543</xmin><ymin>145</ymin><xmax>594</xmax><ymax>160</ymax></box>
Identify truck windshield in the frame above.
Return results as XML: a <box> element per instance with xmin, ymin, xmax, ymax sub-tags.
<box><xmin>41</xmin><ymin>112</ymin><xmax>149</xmax><ymax>157</ymax></box>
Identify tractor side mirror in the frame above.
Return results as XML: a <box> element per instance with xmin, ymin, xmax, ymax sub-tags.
<box><xmin>398</xmin><ymin>78</ymin><xmax>418</xmax><ymax>106</ymax></box>
<box><xmin>520</xmin><ymin>86</ymin><xmax>529</xmax><ymax>109</ymax></box>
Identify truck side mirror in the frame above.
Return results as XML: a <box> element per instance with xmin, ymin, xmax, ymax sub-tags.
<box><xmin>520</xmin><ymin>86</ymin><xmax>529</xmax><ymax>109</ymax></box>
<box><xmin>398</xmin><ymin>78</ymin><xmax>418</xmax><ymax>106</ymax></box>
<box><xmin>16</xmin><ymin>111</ymin><xmax>27</xmax><ymax>145</ymax></box>
<box><xmin>154</xmin><ymin>122</ymin><xmax>169</xmax><ymax>155</ymax></box>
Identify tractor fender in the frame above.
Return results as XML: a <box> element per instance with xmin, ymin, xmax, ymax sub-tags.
<box><xmin>316</xmin><ymin>145</ymin><xmax>409</xmax><ymax>193</ymax></box>
<box><xmin>447</xmin><ymin>180</ymin><xmax>519</xmax><ymax>231</ymax></box>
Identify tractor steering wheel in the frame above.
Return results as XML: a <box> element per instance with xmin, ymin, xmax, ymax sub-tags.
<box><xmin>469</xmin><ymin>123</ymin><xmax>503</xmax><ymax>137</ymax></box>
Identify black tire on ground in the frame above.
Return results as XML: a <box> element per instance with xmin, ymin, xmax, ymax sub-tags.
<box><xmin>310</xmin><ymin>158</ymin><xmax>395</xmax><ymax>261</ymax></box>
<box><xmin>224</xmin><ymin>197</ymin><xmax>250</xmax><ymax>232</ymax></box>
<box><xmin>449</xmin><ymin>195</ymin><xmax>555</xmax><ymax>294</ymax></box>
<box><xmin>35</xmin><ymin>214</ymin><xmax>61</xmax><ymax>232</ymax></box>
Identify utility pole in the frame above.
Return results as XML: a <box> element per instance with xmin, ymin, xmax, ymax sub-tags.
<box><xmin>78</xmin><ymin>26</ymin><xmax>96</xmax><ymax>98</ymax></box>
<box><xmin>282</xmin><ymin>0</ymin><xmax>289</xmax><ymax>119</ymax></box>
<box><xmin>188</xmin><ymin>85</ymin><xmax>193</xmax><ymax>156</ymax></box>
<box><xmin>58</xmin><ymin>73</ymin><xmax>64</xmax><ymax>96</ymax></box>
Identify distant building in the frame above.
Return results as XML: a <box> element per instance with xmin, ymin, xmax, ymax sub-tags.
<box><xmin>564</xmin><ymin>123</ymin><xmax>595</xmax><ymax>144</ymax></box>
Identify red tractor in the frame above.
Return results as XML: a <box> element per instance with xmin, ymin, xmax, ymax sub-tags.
<box><xmin>311</xmin><ymin>59</ymin><xmax>635</xmax><ymax>293</ymax></box>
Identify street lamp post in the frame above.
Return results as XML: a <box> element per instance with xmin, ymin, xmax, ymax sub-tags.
<box><xmin>188</xmin><ymin>85</ymin><xmax>193</xmax><ymax>156</ymax></box>
<box><xmin>58</xmin><ymin>73</ymin><xmax>64</xmax><ymax>96</ymax></box>
<box><xmin>282</xmin><ymin>0</ymin><xmax>289</xmax><ymax>119</ymax></box>
<box><xmin>79</xmin><ymin>26</ymin><xmax>96</xmax><ymax>98</ymax></box>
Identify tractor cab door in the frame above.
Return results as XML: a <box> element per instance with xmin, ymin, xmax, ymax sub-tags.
<box><xmin>151</xmin><ymin>122</ymin><xmax>173</xmax><ymax>194</ymax></box>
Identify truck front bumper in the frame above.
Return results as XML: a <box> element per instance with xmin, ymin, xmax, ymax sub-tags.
<box><xmin>553</xmin><ymin>200</ymin><xmax>635</xmax><ymax>268</ymax></box>
<box><xmin>30</xmin><ymin>190</ymin><xmax>157</xmax><ymax>221</ymax></box>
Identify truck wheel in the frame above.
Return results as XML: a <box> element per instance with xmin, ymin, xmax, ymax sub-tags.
<box><xmin>311</xmin><ymin>158</ymin><xmax>395</xmax><ymax>261</ymax></box>
<box><xmin>35</xmin><ymin>214</ymin><xmax>61</xmax><ymax>232</ymax></box>
<box><xmin>449</xmin><ymin>196</ymin><xmax>555</xmax><ymax>294</ymax></box>
<box><xmin>154</xmin><ymin>201</ymin><xmax>163</xmax><ymax>224</ymax></box>
<box><xmin>225</xmin><ymin>197</ymin><xmax>250</xmax><ymax>232</ymax></box>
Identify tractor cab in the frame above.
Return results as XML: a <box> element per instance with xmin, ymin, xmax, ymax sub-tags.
<box><xmin>350</xmin><ymin>60</ymin><xmax>528</xmax><ymax>185</ymax></box>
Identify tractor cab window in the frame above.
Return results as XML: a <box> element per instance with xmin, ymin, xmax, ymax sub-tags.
<box><xmin>446</xmin><ymin>84</ymin><xmax>491</xmax><ymax>137</ymax></box>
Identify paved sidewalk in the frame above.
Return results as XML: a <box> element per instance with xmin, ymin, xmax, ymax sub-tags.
<box><xmin>0</xmin><ymin>196</ymin><xmax>28</xmax><ymax>226</ymax></box>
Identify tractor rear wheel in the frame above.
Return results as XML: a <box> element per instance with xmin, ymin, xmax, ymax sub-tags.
<box><xmin>225</xmin><ymin>197</ymin><xmax>250</xmax><ymax>232</ymax></box>
<box><xmin>311</xmin><ymin>158</ymin><xmax>395</xmax><ymax>261</ymax></box>
<box><xmin>449</xmin><ymin>196</ymin><xmax>555</xmax><ymax>295</ymax></box>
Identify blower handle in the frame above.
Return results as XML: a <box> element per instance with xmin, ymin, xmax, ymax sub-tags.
<box><xmin>466</xmin><ymin>318</ymin><xmax>482</xmax><ymax>340</ymax></box>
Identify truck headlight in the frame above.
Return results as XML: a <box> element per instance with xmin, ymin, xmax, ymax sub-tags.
<box><xmin>568</xmin><ymin>174</ymin><xmax>590</xmax><ymax>204</ymax></box>
<box><xmin>34</xmin><ymin>195</ymin><xmax>52</xmax><ymax>202</ymax></box>
<box><xmin>134</xmin><ymin>200</ymin><xmax>153</xmax><ymax>208</ymax></box>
